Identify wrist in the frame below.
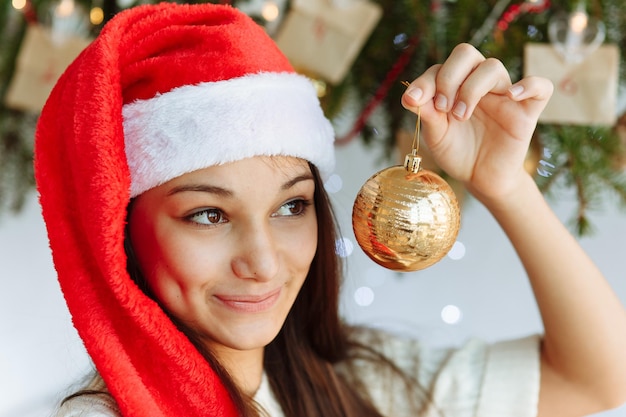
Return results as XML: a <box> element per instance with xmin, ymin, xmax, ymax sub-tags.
<box><xmin>468</xmin><ymin>172</ymin><xmax>541</xmax><ymax>216</ymax></box>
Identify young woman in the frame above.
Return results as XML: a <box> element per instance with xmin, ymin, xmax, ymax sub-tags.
<box><xmin>35</xmin><ymin>3</ymin><xmax>626</xmax><ymax>417</ymax></box>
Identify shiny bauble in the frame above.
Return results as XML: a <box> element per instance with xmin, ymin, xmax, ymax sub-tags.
<box><xmin>352</xmin><ymin>165</ymin><xmax>460</xmax><ymax>272</ymax></box>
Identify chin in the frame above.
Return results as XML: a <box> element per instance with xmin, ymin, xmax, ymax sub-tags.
<box><xmin>219</xmin><ymin>319</ymin><xmax>284</xmax><ymax>351</ymax></box>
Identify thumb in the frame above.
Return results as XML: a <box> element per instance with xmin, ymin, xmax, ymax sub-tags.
<box><xmin>401</xmin><ymin>93</ymin><xmax>451</xmax><ymax>150</ymax></box>
<box><xmin>508</xmin><ymin>76</ymin><xmax>554</xmax><ymax>117</ymax></box>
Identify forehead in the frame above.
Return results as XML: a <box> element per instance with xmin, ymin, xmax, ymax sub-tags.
<box><xmin>164</xmin><ymin>156</ymin><xmax>312</xmax><ymax>187</ymax></box>
<box><xmin>255</xmin><ymin>155</ymin><xmax>311</xmax><ymax>174</ymax></box>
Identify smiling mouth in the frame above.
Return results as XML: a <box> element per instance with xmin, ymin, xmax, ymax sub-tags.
<box><xmin>215</xmin><ymin>287</ymin><xmax>282</xmax><ymax>313</ymax></box>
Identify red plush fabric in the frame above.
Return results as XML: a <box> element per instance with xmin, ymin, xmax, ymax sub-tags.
<box><xmin>119</xmin><ymin>4</ymin><xmax>293</xmax><ymax>103</ymax></box>
<box><xmin>33</xmin><ymin>3</ymin><xmax>291</xmax><ymax>416</ymax></box>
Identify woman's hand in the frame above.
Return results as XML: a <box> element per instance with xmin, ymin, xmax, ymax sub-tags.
<box><xmin>401</xmin><ymin>43</ymin><xmax>553</xmax><ymax>204</ymax></box>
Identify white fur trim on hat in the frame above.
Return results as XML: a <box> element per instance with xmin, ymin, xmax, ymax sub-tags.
<box><xmin>123</xmin><ymin>72</ymin><xmax>336</xmax><ymax>197</ymax></box>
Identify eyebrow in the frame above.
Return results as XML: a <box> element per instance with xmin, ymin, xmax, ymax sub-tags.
<box><xmin>167</xmin><ymin>184</ymin><xmax>233</xmax><ymax>197</ymax></box>
<box><xmin>166</xmin><ymin>173</ymin><xmax>315</xmax><ymax>197</ymax></box>
<box><xmin>281</xmin><ymin>173</ymin><xmax>315</xmax><ymax>190</ymax></box>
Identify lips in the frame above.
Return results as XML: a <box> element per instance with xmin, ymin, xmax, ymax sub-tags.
<box><xmin>214</xmin><ymin>287</ymin><xmax>282</xmax><ymax>313</ymax></box>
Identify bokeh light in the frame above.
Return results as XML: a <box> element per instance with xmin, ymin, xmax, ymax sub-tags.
<box><xmin>447</xmin><ymin>241</ymin><xmax>466</xmax><ymax>260</ymax></box>
<box><xmin>324</xmin><ymin>173</ymin><xmax>343</xmax><ymax>194</ymax></box>
<box><xmin>90</xmin><ymin>7</ymin><xmax>104</xmax><ymax>25</ymax></box>
<box><xmin>354</xmin><ymin>287</ymin><xmax>375</xmax><ymax>307</ymax></box>
<box><xmin>335</xmin><ymin>237</ymin><xmax>354</xmax><ymax>258</ymax></box>
<box><xmin>261</xmin><ymin>1</ymin><xmax>280</xmax><ymax>22</ymax></box>
<box><xmin>441</xmin><ymin>304</ymin><xmax>463</xmax><ymax>324</ymax></box>
<box><xmin>12</xmin><ymin>0</ymin><xmax>27</xmax><ymax>10</ymax></box>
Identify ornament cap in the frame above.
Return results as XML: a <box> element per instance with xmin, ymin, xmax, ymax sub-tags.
<box><xmin>404</xmin><ymin>149</ymin><xmax>422</xmax><ymax>173</ymax></box>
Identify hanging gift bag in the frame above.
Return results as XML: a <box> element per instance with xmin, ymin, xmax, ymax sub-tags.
<box><xmin>5</xmin><ymin>24</ymin><xmax>91</xmax><ymax>112</ymax></box>
<box><xmin>274</xmin><ymin>0</ymin><xmax>382</xmax><ymax>85</ymax></box>
<box><xmin>524</xmin><ymin>42</ymin><xmax>620</xmax><ymax>126</ymax></box>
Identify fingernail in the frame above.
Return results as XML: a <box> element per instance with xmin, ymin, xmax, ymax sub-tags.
<box><xmin>435</xmin><ymin>94</ymin><xmax>448</xmax><ymax>111</ymax></box>
<box><xmin>509</xmin><ymin>85</ymin><xmax>524</xmax><ymax>97</ymax></box>
<box><xmin>406</xmin><ymin>87</ymin><xmax>423</xmax><ymax>102</ymax></box>
<box><xmin>453</xmin><ymin>101</ymin><xmax>467</xmax><ymax>118</ymax></box>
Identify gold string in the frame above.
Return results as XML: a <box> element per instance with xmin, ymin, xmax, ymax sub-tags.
<box><xmin>401</xmin><ymin>81</ymin><xmax>420</xmax><ymax>154</ymax></box>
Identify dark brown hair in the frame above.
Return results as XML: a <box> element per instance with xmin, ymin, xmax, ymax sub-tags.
<box><xmin>261</xmin><ymin>163</ymin><xmax>384</xmax><ymax>416</ymax></box>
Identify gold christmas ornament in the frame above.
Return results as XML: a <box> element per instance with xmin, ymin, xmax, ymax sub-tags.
<box><xmin>352</xmin><ymin>96</ymin><xmax>461</xmax><ymax>272</ymax></box>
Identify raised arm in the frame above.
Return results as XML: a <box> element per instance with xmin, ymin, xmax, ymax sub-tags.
<box><xmin>401</xmin><ymin>43</ymin><xmax>626</xmax><ymax>416</ymax></box>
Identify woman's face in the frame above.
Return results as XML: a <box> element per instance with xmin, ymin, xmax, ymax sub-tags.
<box><xmin>128</xmin><ymin>156</ymin><xmax>318</xmax><ymax>358</ymax></box>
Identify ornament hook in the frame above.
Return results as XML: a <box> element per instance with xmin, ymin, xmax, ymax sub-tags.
<box><xmin>401</xmin><ymin>81</ymin><xmax>422</xmax><ymax>173</ymax></box>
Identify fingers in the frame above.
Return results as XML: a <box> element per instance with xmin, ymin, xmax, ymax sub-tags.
<box><xmin>447</xmin><ymin>57</ymin><xmax>512</xmax><ymax>120</ymax></box>
<box><xmin>402</xmin><ymin>43</ymin><xmax>518</xmax><ymax>120</ymax></box>
<box><xmin>431</xmin><ymin>44</ymin><xmax>508</xmax><ymax>119</ymax></box>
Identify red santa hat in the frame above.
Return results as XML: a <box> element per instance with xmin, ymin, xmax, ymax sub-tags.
<box><xmin>34</xmin><ymin>3</ymin><xmax>334</xmax><ymax>416</ymax></box>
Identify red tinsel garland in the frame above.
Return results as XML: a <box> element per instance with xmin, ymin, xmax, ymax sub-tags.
<box><xmin>335</xmin><ymin>37</ymin><xmax>419</xmax><ymax>146</ymax></box>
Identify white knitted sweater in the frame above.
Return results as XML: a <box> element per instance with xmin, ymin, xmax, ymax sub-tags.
<box><xmin>54</xmin><ymin>328</ymin><xmax>540</xmax><ymax>417</ymax></box>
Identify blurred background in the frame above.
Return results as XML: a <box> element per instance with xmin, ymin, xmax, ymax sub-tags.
<box><xmin>1</xmin><ymin>0</ymin><xmax>626</xmax><ymax>416</ymax></box>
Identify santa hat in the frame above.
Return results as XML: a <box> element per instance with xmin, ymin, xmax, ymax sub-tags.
<box><xmin>34</xmin><ymin>3</ymin><xmax>334</xmax><ymax>416</ymax></box>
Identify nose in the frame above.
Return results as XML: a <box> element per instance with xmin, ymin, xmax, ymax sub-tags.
<box><xmin>230</xmin><ymin>222</ymin><xmax>280</xmax><ymax>281</ymax></box>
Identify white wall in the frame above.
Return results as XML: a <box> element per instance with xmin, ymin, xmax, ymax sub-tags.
<box><xmin>0</xmin><ymin>191</ymin><xmax>90</xmax><ymax>417</ymax></box>
<box><xmin>1</xmin><ymin>137</ymin><xmax>626</xmax><ymax>416</ymax></box>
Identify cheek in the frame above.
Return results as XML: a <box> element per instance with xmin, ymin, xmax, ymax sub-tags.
<box><xmin>129</xmin><ymin>222</ymin><xmax>160</xmax><ymax>277</ymax></box>
<box><xmin>128</xmin><ymin>209</ymin><xmax>162</xmax><ymax>281</ymax></box>
<box><xmin>129</xmin><ymin>212</ymin><xmax>222</xmax><ymax>301</ymax></box>
<box><xmin>286</xmin><ymin>218</ymin><xmax>318</xmax><ymax>273</ymax></box>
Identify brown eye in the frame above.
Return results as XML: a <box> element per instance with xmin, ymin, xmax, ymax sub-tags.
<box><xmin>188</xmin><ymin>208</ymin><xmax>226</xmax><ymax>225</ymax></box>
<box><xmin>273</xmin><ymin>199</ymin><xmax>310</xmax><ymax>217</ymax></box>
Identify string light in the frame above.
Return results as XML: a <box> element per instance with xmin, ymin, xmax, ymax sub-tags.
<box><xmin>12</xmin><ymin>0</ymin><xmax>27</xmax><ymax>10</ymax></box>
<box><xmin>261</xmin><ymin>1</ymin><xmax>280</xmax><ymax>22</ymax></box>
<box><xmin>90</xmin><ymin>7</ymin><xmax>104</xmax><ymax>25</ymax></box>
<box><xmin>569</xmin><ymin>8</ymin><xmax>588</xmax><ymax>34</ymax></box>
